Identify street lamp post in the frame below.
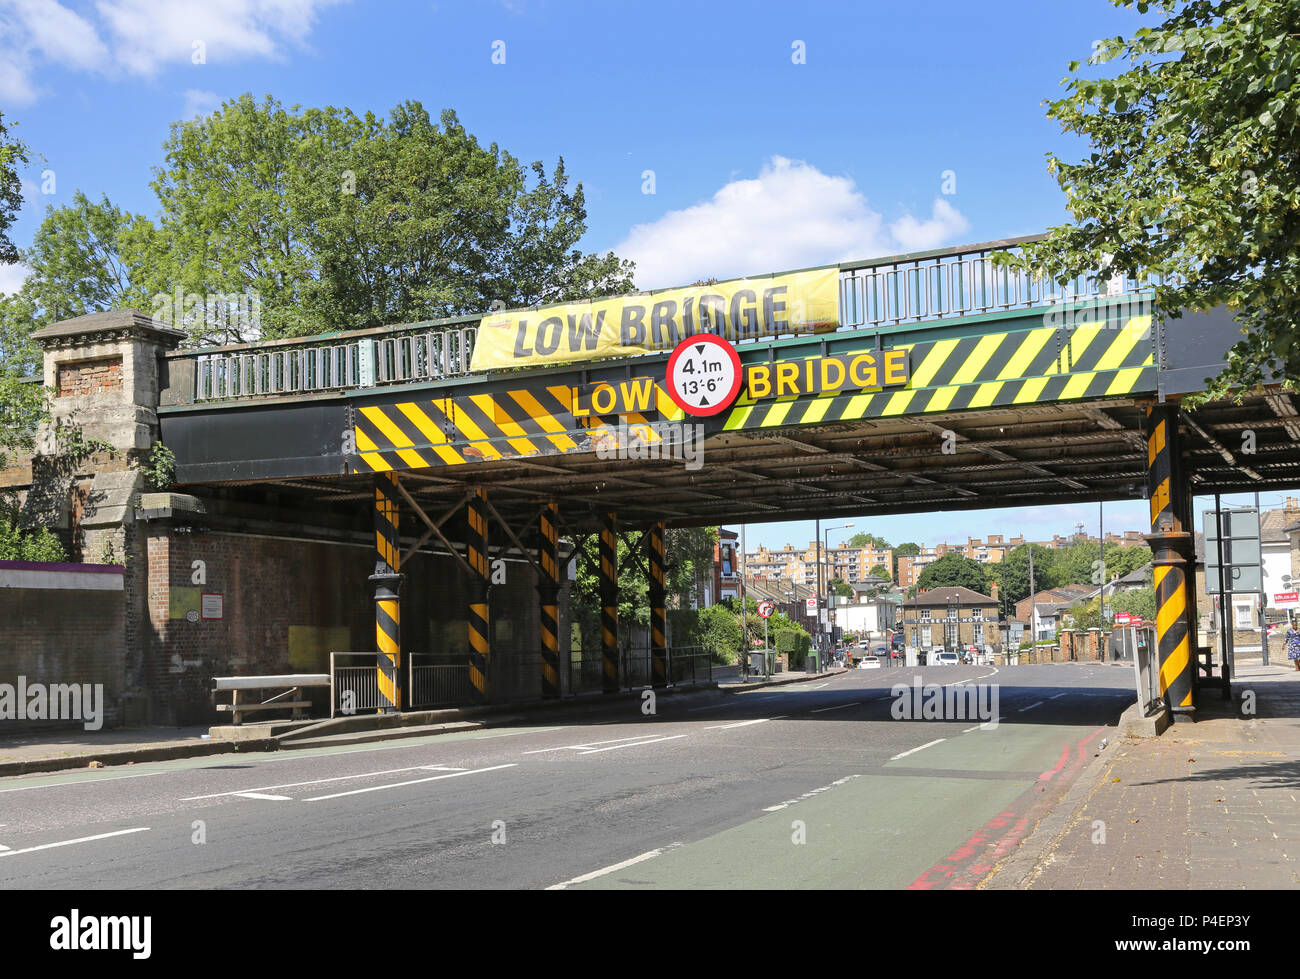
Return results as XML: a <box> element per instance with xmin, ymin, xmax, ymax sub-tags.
<box><xmin>820</xmin><ymin>522</ymin><xmax>855</xmax><ymax>654</ymax></box>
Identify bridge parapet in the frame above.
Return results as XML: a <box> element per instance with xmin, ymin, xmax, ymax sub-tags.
<box><xmin>163</xmin><ymin>234</ymin><xmax>1167</xmax><ymax>407</ymax></box>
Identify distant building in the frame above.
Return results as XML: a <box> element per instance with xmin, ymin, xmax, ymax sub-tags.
<box><xmin>900</xmin><ymin>586</ymin><xmax>1000</xmax><ymax>651</ymax></box>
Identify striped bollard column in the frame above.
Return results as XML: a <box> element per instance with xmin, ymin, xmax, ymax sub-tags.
<box><xmin>371</xmin><ymin>473</ymin><xmax>403</xmax><ymax>713</ymax></box>
<box><xmin>538</xmin><ymin>503</ymin><xmax>561</xmax><ymax>699</ymax></box>
<box><xmin>649</xmin><ymin>522</ymin><xmax>668</xmax><ymax>688</ymax></box>
<box><xmin>600</xmin><ymin>512</ymin><xmax>619</xmax><ymax>694</ymax></box>
<box><xmin>1144</xmin><ymin>405</ymin><xmax>1195</xmax><ymax>720</ymax></box>
<box><xmin>467</xmin><ymin>488</ymin><xmax>492</xmax><ymax>703</ymax></box>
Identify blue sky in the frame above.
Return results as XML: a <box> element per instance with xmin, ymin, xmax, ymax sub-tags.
<box><xmin>3</xmin><ymin>0</ymin><xmax>1257</xmax><ymax>549</ymax></box>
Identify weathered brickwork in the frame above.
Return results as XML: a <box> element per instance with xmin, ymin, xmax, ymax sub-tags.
<box><xmin>57</xmin><ymin>357</ymin><xmax>123</xmax><ymax>397</ymax></box>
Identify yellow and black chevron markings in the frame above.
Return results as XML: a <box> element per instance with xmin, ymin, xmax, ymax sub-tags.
<box><xmin>723</xmin><ymin>318</ymin><xmax>1157</xmax><ymax>431</ymax></box>
<box><xmin>351</xmin><ymin>384</ymin><xmax>686</xmax><ymax>473</ymax></box>
<box><xmin>599</xmin><ymin>513</ymin><xmax>619</xmax><ymax>694</ymax></box>
<box><xmin>538</xmin><ymin>502</ymin><xmax>561</xmax><ymax>700</ymax></box>
<box><xmin>467</xmin><ymin>488</ymin><xmax>491</xmax><ymax>702</ymax></box>
<box><xmin>648</xmin><ymin>521</ymin><xmax>668</xmax><ymax>689</ymax></box>
<box><xmin>1145</xmin><ymin>404</ymin><xmax>1193</xmax><ymax>711</ymax></box>
<box><xmin>349</xmin><ymin>317</ymin><xmax>1159</xmax><ymax>471</ymax></box>
<box><xmin>373</xmin><ymin>473</ymin><xmax>402</xmax><ymax>711</ymax></box>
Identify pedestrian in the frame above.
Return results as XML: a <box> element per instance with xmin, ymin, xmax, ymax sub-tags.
<box><xmin>1287</xmin><ymin>620</ymin><xmax>1300</xmax><ymax>672</ymax></box>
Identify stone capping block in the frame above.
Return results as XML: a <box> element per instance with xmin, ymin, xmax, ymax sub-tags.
<box><xmin>30</xmin><ymin>310</ymin><xmax>186</xmax><ymax>349</ymax></box>
<box><xmin>137</xmin><ymin>492</ymin><xmax>205</xmax><ymax>513</ymax></box>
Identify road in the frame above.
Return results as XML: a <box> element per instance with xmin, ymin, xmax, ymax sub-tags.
<box><xmin>0</xmin><ymin>664</ymin><xmax>1134</xmax><ymax>889</ymax></box>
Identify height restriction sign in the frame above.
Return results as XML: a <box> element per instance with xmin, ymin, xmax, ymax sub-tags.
<box><xmin>665</xmin><ymin>334</ymin><xmax>742</xmax><ymax>417</ymax></box>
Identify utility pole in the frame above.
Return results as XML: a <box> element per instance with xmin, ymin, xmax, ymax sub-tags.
<box><xmin>815</xmin><ymin>518</ymin><xmax>822</xmax><ymax>654</ymax></box>
<box><xmin>1028</xmin><ymin>543</ymin><xmax>1037</xmax><ymax>643</ymax></box>
<box><xmin>740</xmin><ymin>523</ymin><xmax>749</xmax><ymax>676</ymax></box>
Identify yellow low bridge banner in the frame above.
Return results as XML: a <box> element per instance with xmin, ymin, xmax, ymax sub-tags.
<box><xmin>469</xmin><ymin>268</ymin><xmax>840</xmax><ymax>372</ymax></box>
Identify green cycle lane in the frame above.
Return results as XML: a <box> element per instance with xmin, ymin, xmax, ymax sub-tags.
<box><xmin>566</xmin><ymin>717</ymin><xmax>1106</xmax><ymax>889</ymax></box>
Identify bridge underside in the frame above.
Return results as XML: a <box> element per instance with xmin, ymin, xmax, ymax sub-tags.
<box><xmin>179</xmin><ymin>388</ymin><xmax>1300</xmax><ymax>534</ymax></box>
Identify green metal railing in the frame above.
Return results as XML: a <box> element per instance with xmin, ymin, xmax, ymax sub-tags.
<box><xmin>173</xmin><ymin>235</ymin><xmax>1165</xmax><ymax>405</ymax></box>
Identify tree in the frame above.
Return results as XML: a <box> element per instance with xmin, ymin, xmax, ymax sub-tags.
<box><xmin>827</xmin><ymin>576</ymin><xmax>854</xmax><ymax>598</ymax></box>
<box><xmin>1000</xmin><ymin>543</ymin><xmax>1062</xmax><ymax>605</ymax></box>
<box><xmin>0</xmin><ymin>110</ymin><xmax>27</xmax><ymax>267</ymax></box>
<box><xmin>917</xmin><ymin>552</ymin><xmax>989</xmax><ymax>593</ymax></box>
<box><xmin>848</xmin><ymin>532</ymin><xmax>890</xmax><ymax>549</ymax></box>
<box><xmin>20</xmin><ymin>192</ymin><xmax>146</xmax><ymax>326</ymax></box>
<box><xmin>1006</xmin><ymin>0</ymin><xmax>1300</xmax><ymax>402</ymax></box>
<box><xmin>141</xmin><ymin>95</ymin><xmax>635</xmax><ymax>342</ymax></box>
<box><xmin>868</xmin><ymin>563</ymin><xmax>893</xmax><ymax>583</ymax></box>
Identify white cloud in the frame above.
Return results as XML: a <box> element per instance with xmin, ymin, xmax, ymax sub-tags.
<box><xmin>181</xmin><ymin>88</ymin><xmax>221</xmax><ymax>119</ymax></box>
<box><xmin>0</xmin><ymin>262</ymin><xmax>30</xmax><ymax>297</ymax></box>
<box><xmin>97</xmin><ymin>0</ymin><xmax>346</xmax><ymax>75</ymax></box>
<box><xmin>0</xmin><ymin>0</ymin><xmax>108</xmax><ymax>103</ymax></box>
<box><xmin>0</xmin><ymin>0</ymin><xmax>344</xmax><ymax>102</ymax></box>
<box><xmin>888</xmin><ymin>197</ymin><xmax>971</xmax><ymax>252</ymax></box>
<box><xmin>616</xmin><ymin>157</ymin><xmax>972</xmax><ymax>290</ymax></box>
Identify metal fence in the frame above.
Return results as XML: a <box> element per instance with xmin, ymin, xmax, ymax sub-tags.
<box><xmin>408</xmin><ymin>653</ymin><xmax>475</xmax><ymax>709</ymax></box>
<box><xmin>569</xmin><ymin>645</ymin><xmax>713</xmax><ymax>695</ymax></box>
<box><xmin>174</xmin><ymin>236</ymin><xmax>1169</xmax><ymax>404</ymax></box>
<box><xmin>330</xmin><ymin>651</ymin><xmax>383</xmax><ymax>717</ymax></box>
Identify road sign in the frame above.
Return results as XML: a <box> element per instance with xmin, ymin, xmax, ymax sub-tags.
<box><xmin>1275</xmin><ymin>591</ymin><xmax>1299</xmax><ymax>608</ymax></box>
<box><xmin>665</xmin><ymin>334</ymin><xmax>742</xmax><ymax>417</ymax></box>
<box><xmin>756</xmin><ymin>600</ymin><xmax>775</xmax><ymax>618</ymax></box>
<box><xmin>1203</xmin><ymin>506</ymin><xmax>1263</xmax><ymax>594</ymax></box>
<box><xmin>805</xmin><ymin>597</ymin><xmax>817</xmax><ymax>614</ymax></box>
<box><xmin>1114</xmin><ymin>612</ymin><xmax>1133</xmax><ymax>626</ymax></box>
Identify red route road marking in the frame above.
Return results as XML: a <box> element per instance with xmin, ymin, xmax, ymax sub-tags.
<box><xmin>904</xmin><ymin>725</ymin><xmax>1107</xmax><ymax>890</ymax></box>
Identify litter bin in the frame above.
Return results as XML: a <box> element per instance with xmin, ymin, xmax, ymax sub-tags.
<box><xmin>806</xmin><ymin>651</ymin><xmax>819</xmax><ymax>673</ymax></box>
<box><xmin>749</xmin><ymin>651</ymin><xmax>766</xmax><ymax>677</ymax></box>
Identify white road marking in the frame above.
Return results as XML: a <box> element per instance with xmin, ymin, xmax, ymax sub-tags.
<box><xmin>1048</xmin><ymin>693</ymin><xmax>1067</xmax><ymax>700</ymax></box>
<box><xmin>703</xmin><ymin>716</ymin><xmax>785</xmax><ymax>730</ymax></box>
<box><xmin>576</xmin><ymin>735</ymin><xmax>687</xmax><ymax>754</ymax></box>
<box><xmin>0</xmin><ymin>827</ymin><xmax>150</xmax><ymax>858</ymax></box>
<box><xmin>1018</xmin><ymin>701</ymin><xmax>1046</xmax><ymax>712</ymax></box>
<box><xmin>687</xmin><ymin>699</ymin><xmax>744</xmax><ymax>712</ymax></box>
<box><xmin>889</xmin><ymin>739</ymin><xmax>946</xmax><ymax>761</ymax></box>
<box><xmin>234</xmin><ymin>792</ymin><xmax>292</xmax><ymax>801</ymax></box>
<box><xmin>763</xmin><ymin>773</ymin><xmax>861</xmax><ymax>812</ymax></box>
<box><xmin>179</xmin><ymin>764</ymin><xmax>467</xmax><ymax>800</ymax></box>
<box><xmin>962</xmin><ymin>717</ymin><xmax>1002</xmax><ymax>732</ymax></box>
<box><xmin>545</xmin><ymin>842</ymin><xmax>684</xmax><ymax>890</ymax></box>
<box><xmin>303</xmin><ymin>763</ymin><xmax>516</xmax><ymax>802</ymax></box>
<box><xmin>810</xmin><ymin>701</ymin><xmax>862</xmax><ymax>713</ymax></box>
<box><xmin>522</xmin><ymin>735</ymin><xmax>664</xmax><ymax>754</ymax></box>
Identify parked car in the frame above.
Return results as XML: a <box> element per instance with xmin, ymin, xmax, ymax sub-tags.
<box><xmin>858</xmin><ymin>655</ymin><xmax>881</xmax><ymax>669</ymax></box>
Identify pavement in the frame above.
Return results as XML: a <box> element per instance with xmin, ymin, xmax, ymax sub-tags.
<box><xmin>982</xmin><ymin>659</ymin><xmax>1300</xmax><ymax>888</ymax></box>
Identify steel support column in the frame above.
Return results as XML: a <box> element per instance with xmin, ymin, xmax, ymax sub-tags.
<box><xmin>538</xmin><ymin>502</ymin><xmax>561</xmax><ymax>699</ymax></box>
<box><xmin>371</xmin><ymin>472</ymin><xmax>403</xmax><ymax>713</ymax></box>
<box><xmin>467</xmin><ymin>488</ymin><xmax>491</xmax><ymax>703</ymax></box>
<box><xmin>1144</xmin><ymin>405</ymin><xmax>1196</xmax><ymax>720</ymax></box>
<box><xmin>599</xmin><ymin>512</ymin><xmax>619</xmax><ymax>694</ymax></box>
<box><xmin>648</xmin><ymin>521</ymin><xmax>668</xmax><ymax>689</ymax></box>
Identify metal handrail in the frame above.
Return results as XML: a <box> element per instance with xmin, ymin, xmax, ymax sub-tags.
<box><xmin>174</xmin><ymin>236</ymin><xmax>1164</xmax><ymax>404</ymax></box>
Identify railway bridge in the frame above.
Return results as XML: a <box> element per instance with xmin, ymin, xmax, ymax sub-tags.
<box><xmin>19</xmin><ymin>235</ymin><xmax>1298</xmax><ymax>724</ymax></box>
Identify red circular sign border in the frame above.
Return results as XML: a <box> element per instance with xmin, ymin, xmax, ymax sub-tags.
<box><xmin>664</xmin><ymin>334</ymin><xmax>743</xmax><ymax>418</ymax></box>
<box><xmin>757</xmin><ymin>600</ymin><xmax>775</xmax><ymax>618</ymax></box>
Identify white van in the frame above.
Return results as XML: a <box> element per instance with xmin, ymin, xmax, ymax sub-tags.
<box><xmin>930</xmin><ymin>651</ymin><xmax>959</xmax><ymax>666</ymax></box>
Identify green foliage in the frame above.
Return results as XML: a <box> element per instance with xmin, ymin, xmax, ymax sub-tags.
<box><xmin>143</xmin><ymin>442</ymin><xmax>177</xmax><ymax>491</ymax></box>
<box><xmin>868</xmin><ymin>563</ymin><xmax>892</xmax><ymax>583</ymax></box>
<box><xmin>847</xmin><ymin>532</ymin><xmax>890</xmax><ymax>549</ymax></box>
<box><xmin>828</xmin><ymin>576</ymin><xmax>854</xmax><ymax>597</ymax></box>
<box><xmin>0</xmin><ymin>110</ymin><xmax>27</xmax><ymax>267</ymax></box>
<box><xmin>1002</xmin><ymin>0</ymin><xmax>1300</xmax><ymax>402</ymax></box>
<box><xmin>1110</xmin><ymin>587</ymin><xmax>1157</xmax><ymax>622</ymax></box>
<box><xmin>0</xmin><ymin>522</ymin><xmax>66</xmax><ymax>562</ymax></box>
<box><xmin>697</xmin><ymin>603</ymin><xmax>742</xmax><ymax>664</ymax></box>
<box><xmin>1000</xmin><ymin>544</ymin><xmax>1063</xmax><ymax>605</ymax></box>
<box><xmin>917</xmin><ymin>552</ymin><xmax>989</xmax><ymax>593</ymax></box>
